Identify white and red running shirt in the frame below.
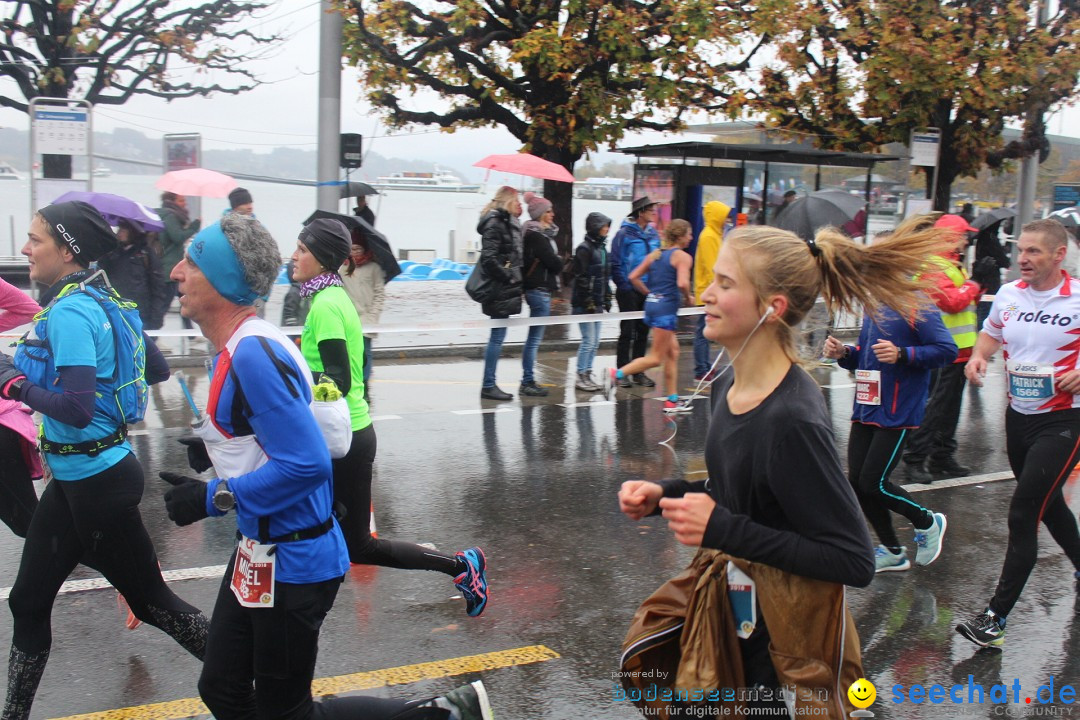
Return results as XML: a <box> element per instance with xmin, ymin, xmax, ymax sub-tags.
<box><xmin>984</xmin><ymin>270</ymin><xmax>1080</xmax><ymax>414</ymax></box>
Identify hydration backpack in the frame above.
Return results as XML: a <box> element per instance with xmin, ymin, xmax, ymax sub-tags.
<box><xmin>19</xmin><ymin>273</ymin><xmax>149</xmax><ymax>428</ymax></box>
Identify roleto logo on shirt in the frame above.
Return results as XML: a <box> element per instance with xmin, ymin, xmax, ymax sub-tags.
<box><xmin>1001</xmin><ymin>309</ymin><xmax>1076</xmax><ymax>326</ymax></box>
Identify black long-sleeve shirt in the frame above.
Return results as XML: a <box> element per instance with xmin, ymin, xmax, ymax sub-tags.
<box><xmin>660</xmin><ymin>365</ymin><xmax>875</xmax><ymax>588</ymax></box>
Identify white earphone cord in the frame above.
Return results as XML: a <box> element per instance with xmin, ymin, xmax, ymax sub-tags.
<box><xmin>659</xmin><ymin>307</ymin><xmax>774</xmax><ymax>447</ymax></box>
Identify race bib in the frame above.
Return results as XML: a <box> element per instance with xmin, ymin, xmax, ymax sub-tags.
<box><xmin>726</xmin><ymin>562</ymin><xmax>758</xmax><ymax>639</ymax></box>
<box><xmin>230</xmin><ymin>536</ymin><xmax>276</xmax><ymax>608</ymax></box>
<box><xmin>1007</xmin><ymin>360</ymin><xmax>1056</xmax><ymax>400</ymax></box>
<box><xmin>855</xmin><ymin>369</ymin><xmax>882</xmax><ymax>406</ymax></box>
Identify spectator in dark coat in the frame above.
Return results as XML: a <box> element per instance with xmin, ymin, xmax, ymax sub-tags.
<box><xmin>971</xmin><ymin>223</ymin><xmax>1011</xmax><ymax>331</ymax></box>
<box><xmin>519</xmin><ymin>194</ymin><xmax>563</xmax><ymax>397</ymax></box>
<box><xmin>477</xmin><ymin>186</ymin><xmax>523</xmax><ymax>401</ymax></box>
<box><xmin>98</xmin><ymin>220</ymin><xmax>168</xmax><ymax>330</ymax></box>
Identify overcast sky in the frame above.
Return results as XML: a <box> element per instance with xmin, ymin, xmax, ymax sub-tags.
<box><xmin>0</xmin><ymin>0</ymin><xmax>1075</xmax><ymax>182</ymax></box>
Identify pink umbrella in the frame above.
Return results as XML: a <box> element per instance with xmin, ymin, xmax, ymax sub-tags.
<box><xmin>155</xmin><ymin>168</ymin><xmax>238</xmax><ymax>198</ymax></box>
<box><xmin>473</xmin><ymin>153</ymin><xmax>575</xmax><ymax>183</ymax></box>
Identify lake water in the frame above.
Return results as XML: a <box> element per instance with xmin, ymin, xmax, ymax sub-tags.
<box><xmin>0</xmin><ymin>174</ymin><xmax>634</xmax><ymax>260</ymax></box>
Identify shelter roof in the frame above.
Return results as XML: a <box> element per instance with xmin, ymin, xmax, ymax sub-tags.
<box><xmin>616</xmin><ymin>141</ymin><xmax>904</xmax><ymax>169</ymax></box>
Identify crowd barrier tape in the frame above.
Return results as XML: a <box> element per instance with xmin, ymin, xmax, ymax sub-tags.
<box><xmin>0</xmin><ymin>307</ymin><xmax>705</xmax><ymax>340</ymax></box>
<box><xmin>0</xmin><ymin>295</ymin><xmax>997</xmax><ymax>341</ymax></box>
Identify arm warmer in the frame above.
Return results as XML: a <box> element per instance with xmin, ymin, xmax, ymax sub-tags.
<box><xmin>18</xmin><ymin>365</ymin><xmax>97</xmax><ymax>428</ymax></box>
<box><xmin>145</xmin><ymin>334</ymin><xmax>171</xmax><ymax>385</ymax></box>
<box><xmin>315</xmin><ymin>338</ymin><xmax>351</xmax><ymax>396</ymax></box>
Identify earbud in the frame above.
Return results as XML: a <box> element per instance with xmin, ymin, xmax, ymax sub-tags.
<box><xmin>763</xmin><ymin>306</ymin><xmax>775</xmax><ymax>318</ymax></box>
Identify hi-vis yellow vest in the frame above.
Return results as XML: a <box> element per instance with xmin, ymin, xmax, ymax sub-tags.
<box><xmin>929</xmin><ymin>256</ymin><xmax>978</xmax><ymax>350</ymax></box>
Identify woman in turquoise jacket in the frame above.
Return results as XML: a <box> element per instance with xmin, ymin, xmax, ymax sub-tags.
<box><xmin>291</xmin><ymin>218</ymin><xmax>489</xmax><ymax>616</ymax></box>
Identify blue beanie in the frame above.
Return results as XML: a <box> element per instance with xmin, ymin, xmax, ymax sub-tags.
<box><xmin>187</xmin><ymin>222</ymin><xmax>260</xmax><ymax>305</ymax></box>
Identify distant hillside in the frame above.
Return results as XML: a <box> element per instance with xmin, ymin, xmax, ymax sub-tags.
<box><xmin>0</xmin><ymin>127</ymin><xmax>467</xmax><ymax>180</ymax></box>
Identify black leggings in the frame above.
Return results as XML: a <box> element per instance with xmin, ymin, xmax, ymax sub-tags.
<box><xmin>332</xmin><ymin>426</ymin><xmax>458</xmax><ymax>574</ymax></box>
<box><xmin>615</xmin><ymin>288</ymin><xmax>649</xmax><ymax>367</ymax></box>
<box><xmin>0</xmin><ymin>426</ymin><xmax>39</xmax><ymax>539</ymax></box>
<box><xmin>200</xmin><ymin>563</ymin><xmax>439</xmax><ymax>720</ymax></box>
<box><xmin>990</xmin><ymin>408</ymin><xmax>1080</xmax><ymax>617</ymax></box>
<box><xmin>7</xmin><ymin>452</ymin><xmax>206</xmax><ymax>655</ymax></box>
<box><xmin>848</xmin><ymin>423</ymin><xmax>933</xmax><ymax>550</ymax></box>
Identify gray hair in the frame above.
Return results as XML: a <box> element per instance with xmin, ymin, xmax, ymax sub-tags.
<box><xmin>221</xmin><ymin>213</ymin><xmax>281</xmax><ymax>298</ymax></box>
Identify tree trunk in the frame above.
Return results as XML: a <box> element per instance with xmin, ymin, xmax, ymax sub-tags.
<box><xmin>534</xmin><ymin>144</ymin><xmax>580</xmax><ymax>257</ymax></box>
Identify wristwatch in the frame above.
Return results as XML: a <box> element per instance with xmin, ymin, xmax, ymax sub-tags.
<box><xmin>212</xmin><ymin>479</ymin><xmax>236</xmax><ymax>513</ymax></box>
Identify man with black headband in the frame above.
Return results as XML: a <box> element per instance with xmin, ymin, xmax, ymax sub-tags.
<box><xmin>163</xmin><ymin>213</ymin><xmax>493</xmax><ymax>719</ymax></box>
<box><xmin>0</xmin><ymin>201</ymin><xmax>208</xmax><ymax>720</ymax></box>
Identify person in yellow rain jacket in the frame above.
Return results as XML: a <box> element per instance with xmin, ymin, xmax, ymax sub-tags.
<box><xmin>693</xmin><ymin>201</ymin><xmax>731</xmax><ymax>382</ymax></box>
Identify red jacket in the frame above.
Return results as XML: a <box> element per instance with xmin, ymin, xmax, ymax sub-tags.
<box><xmin>923</xmin><ymin>253</ymin><xmax>982</xmax><ymax>362</ymax></box>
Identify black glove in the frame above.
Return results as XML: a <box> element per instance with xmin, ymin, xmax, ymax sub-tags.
<box><xmin>603</xmin><ymin>298</ymin><xmax>612</xmax><ymax>312</ymax></box>
<box><xmin>161</xmin><ymin>472</ymin><xmax>210</xmax><ymax>526</ymax></box>
<box><xmin>178</xmin><ymin>436</ymin><xmax>213</xmax><ymax>474</ymax></box>
<box><xmin>0</xmin><ymin>354</ymin><xmax>26</xmax><ymax>400</ymax></box>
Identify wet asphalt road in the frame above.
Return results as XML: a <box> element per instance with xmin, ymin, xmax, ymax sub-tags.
<box><xmin>1</xmin><ymin>348</ymin><xmax>1078</xmax><ymax>720</ymax></box>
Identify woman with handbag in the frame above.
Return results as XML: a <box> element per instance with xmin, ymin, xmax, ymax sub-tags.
<box><xmin>477</xmin><ymin>186</ymin><xmax>524</xmax><ymax>401</ymax></box>
<box><xmin>292</xmin><ymin>219</ymin><xmax>488</xmax><ymax>616</ymax></box>
<box><xmin>618</xmin><ymin>217</ymin><xmax>949</xmax><ymax>713</ymax></box>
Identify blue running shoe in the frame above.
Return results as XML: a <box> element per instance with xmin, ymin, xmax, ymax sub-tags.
<box><xmin>914</xmin><ymin>512</ymin><xmax>947</xmax><ymax>566</ymax></box>
<box><xmin>454</xmin><ymin>547</ymin><xmax>489</xmax><ymax>617</ymax></box>
<box><xmin>874</xmin><ymin>545</ymin><xmax>911</xmax><ymax>573</ymax></box>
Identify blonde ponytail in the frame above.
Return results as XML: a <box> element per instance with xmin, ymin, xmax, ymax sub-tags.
<box><xmin>724</xmin><ymin>215</ymin><xmax>951</xmax><ymax>361</ymax></box>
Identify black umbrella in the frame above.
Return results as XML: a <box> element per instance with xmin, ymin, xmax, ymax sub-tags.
<box><xmin>1049</xmin><ymin>206</ymin><xmax>1080</xmax><ymax>233</ymax></box>
<box><xmin>302</xmin><ymin>210</ymin><xmax>401</xmax><ymax>281</ymax></box>
<box><xmin>339</xmin><ymin>181</ymin><xmax>379</xmax><ymax>199</ymax></box>
<box><xmin>971</xmin><ymin>206</ymin><xmax>1016</xmax><ymax>231</ymax></box>
<box><xmin>772</xmin><ymin>190</ymin><xmax>866</xmax><ymax>241</ymax></box>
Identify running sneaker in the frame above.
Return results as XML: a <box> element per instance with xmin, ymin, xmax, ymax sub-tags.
<box><xmin>662</xmin><ymin>399</ymin><xmax>693</xmax><ymax>414</ymax></box>
<box><xmin>694</xmin><ymin>369</ymin><xmax>718</xmax><ymax>383</ymax></box>
<box><xmin>914</xmin><ymin>512</ymin><xmax>947</xmax><ymax>566</ymax></box>
<box><xmin>439</xmin><ymin>680</ymin><xmax>494</xmax><ymax>720</ymax></box>
<box><xmin>956</xmin><ymin>609</ymin><xmax>1006</xmax><ymax>648</ymax></box>
<box><xmin>874</xmin><ymin>545</ymin><xmax>911</xmax><ymax>573</ymax></box>
<box><xmin>819</xmin><ymin>357</ymin><xmax>838</xmax><ymax>366</ymax></box>
<box><xmin>603</xmin><ymin>368</ymin><xmax>617</xmax><ymax>401</ymax></box>
<box><xmin>117</xmin><ymin>592</ymin><xmax>141</xmax><ymax>630</ymax></box>
<box><xmin>454</xmin><ymin>547</ymin><xmax>489</xmax><ymax>617</ymax></box>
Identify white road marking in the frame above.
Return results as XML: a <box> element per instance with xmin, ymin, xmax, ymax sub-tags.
<box><xmin>0</xmin><ymin>565</ymin><xmax>228</xmax><ymax>601</ymax></box>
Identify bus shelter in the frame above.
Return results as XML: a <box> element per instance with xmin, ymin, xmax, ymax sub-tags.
<box><xmin>615</xmin><ymin>141</ymin><xmax>905</xmax><ymax>241</ymax></box>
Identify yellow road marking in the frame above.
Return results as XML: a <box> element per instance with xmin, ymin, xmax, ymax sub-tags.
<box><xmin>52</xmin><ymin>645</ymin><xmax>560</xmax><ymax>720</ymax></box>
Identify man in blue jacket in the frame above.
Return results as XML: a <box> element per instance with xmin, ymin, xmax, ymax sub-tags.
<box><xmin>611</xmin><ymin>196</ymin><xmax>661</xmax><ymax>387</ymax></box>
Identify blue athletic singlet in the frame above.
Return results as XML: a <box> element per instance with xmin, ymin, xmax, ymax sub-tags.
<box><xmin>644</xmin><ymin>248</ymin><xmax>681</xmax><ymax>331</ymax></box>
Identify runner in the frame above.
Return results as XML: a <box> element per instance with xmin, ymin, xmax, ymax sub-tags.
<box><xmin>956</xmin><ymin>218</ymin><xmax>1080</xmax><ymax>648</ymax></box>
<box><xmin>0</xmin><ymin>201</ymin><xmax>209</xmax><ymax>720</ymax></box>
<box><xmin>162</xmin><ymin>213</ymin><xmax>492</xmax><ymax>719</ymax></box>
<box><xmin>823</xmin><ymin>235</ymin><xmax>956</xmax><ymax>572</ymax></box>
<box><xmin>0</xmin><ymin>278</ymin><xmax>42</xmax><ymax>540</ymax></box>
<box><xmin>605</xmin><ymin>219</ymin><xmax>694</xmax><ymax>413</ymax></box>
<box><xmin>291</xmin><ymin>218</ymin><xmax>487</xmax><ymax>616</ymax></box>
<box><xmin>618</xmin><ymin>218</ymin><xmax>946</xmax><ymax>714</ymax></box>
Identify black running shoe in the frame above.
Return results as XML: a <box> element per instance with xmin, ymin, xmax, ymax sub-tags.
<box><xmin>956</xmin><ymin>609</ymin><xmax>1006</xmax><ymax>648</ymax></box>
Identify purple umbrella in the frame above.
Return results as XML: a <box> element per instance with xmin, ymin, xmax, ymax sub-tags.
<box><xmin>51</xmin><ymin>191</ymin><xmax>164</xmax><ymax>232</ymax></box>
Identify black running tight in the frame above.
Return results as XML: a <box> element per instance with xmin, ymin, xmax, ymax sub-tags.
<box><xmin>990</xmin><ymin>408</ymin><xmax>1080</xmax><ymax>617</ymax></box>
<box><xmin>333</xmin><ymin>425</ymin><xmax>460</xmax><ymax>575</ymax></box>
<box><xmin>847</xmin><ymin>422</ymin><xmax>933</xmax><ymax>550</ymax></box>
<box><xmin>7</xmin><ymin>452</ymin><xmax>206</xmax><ymax>656</ymax></box>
